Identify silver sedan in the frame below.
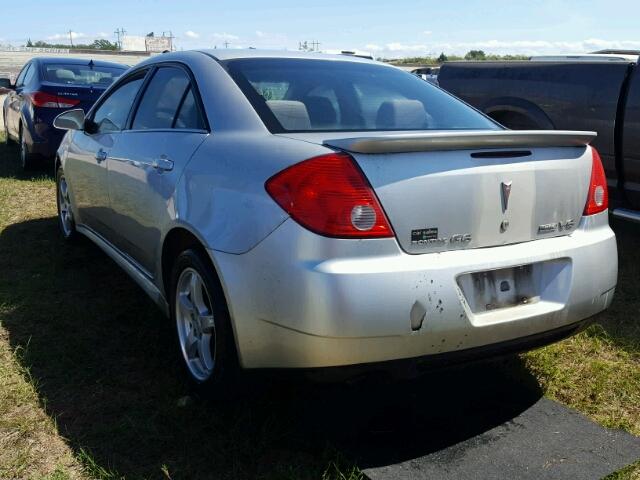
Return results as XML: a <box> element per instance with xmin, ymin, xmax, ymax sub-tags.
<box><xmin>54</xmin><ymin>50</ymin><xmax>617</xmax><ymax>389</ymax></box>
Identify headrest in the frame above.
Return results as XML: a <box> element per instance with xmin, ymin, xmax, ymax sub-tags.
<box><xmin>266</xmin><ymin>100</ymin><xmax>311</xmax><ymax>130</ymax></box>
<box><xmin>55</xmin><ymin>69</ymin><xmax>76</xmax><ymax>82</ymax></box>
<box><xmin>303</xmin><ymin>96</ymin><xmax>337</xmax><ymax>128</ymax></box>
<box><xmin>376</xmin><ymin>99</ymin><xmax>427</xmax><ymax>129</ymax></box>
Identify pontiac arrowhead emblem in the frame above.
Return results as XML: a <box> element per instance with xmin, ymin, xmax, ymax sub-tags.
<box><xmin>501</xmin><ymin>181</ymin><xmax>512</xmax><ymax>212</ymax></box>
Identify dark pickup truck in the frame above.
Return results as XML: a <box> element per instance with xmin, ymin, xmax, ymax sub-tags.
<box><xmin>439</xmin><ymin>56</ymin><xmax>640</xmax><ymax>220</ymax></box>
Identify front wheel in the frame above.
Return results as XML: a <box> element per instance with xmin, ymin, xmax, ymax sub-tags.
<box><xmin>170</xmin><ymin>249</ymin><xmax>237</xmax><ymax>392</ymax></box>
<box><xmin>56</xmin><ymin>166</ymin><xmax>77</xmax><ymax>241</ymax></box>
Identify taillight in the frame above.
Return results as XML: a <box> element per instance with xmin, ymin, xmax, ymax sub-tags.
<box><xmin>583</xmin><ymin>146</ymin><xmax>609</xmax><ymax>216</ymax></box>
<box><xmin>265</xmin><ymin>152</ymin><xmax>394</xmax><ymax>238</ymax></box>
<box><xmin>30</xmin><ymin>92</ymin><xmax>80</xmax><ymax>108</ymax></box>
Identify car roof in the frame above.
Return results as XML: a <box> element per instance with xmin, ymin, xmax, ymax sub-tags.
<box><xmin>32</xmin><ymin>57</ymin><xmax>128</xmax><ymax>69</ymax></box>
<box><xmin>197</xmin><ymin>48</ymin><xmax>380</xmax><ymax>64</ymax></box>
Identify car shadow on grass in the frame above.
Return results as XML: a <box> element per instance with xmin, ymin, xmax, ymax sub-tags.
<box><xmin>0</xmin><ymin>215</ymin><xmax>547</xmax><ymax>479</ymax></box>
<box><xmin>0</xmin><ymin>141</ymin><xmax>55</xmax><ymax>180</ymax></box>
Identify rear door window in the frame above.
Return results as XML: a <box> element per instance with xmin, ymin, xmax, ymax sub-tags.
<box><xmin>22</xmin><ymin>64</ymin><xmax>36</xmax><ymax>86</ymax></box>
<box><xmin>15</xmin><ymin>63</ymin><xmax>32</xmax><ymax>87</ymax></box>
<box><xmin>174</xmin><ymin>87</ymin><xmax>206</xmax><ymax>129</ymax></box>
<box><xmin>131</xmin><ymin>66</ymin><xmax>193</xmax><ymax>130</ymax></box>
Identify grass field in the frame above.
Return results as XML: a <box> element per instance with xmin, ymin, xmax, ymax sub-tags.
<box><xmin>0</xmin><ymin>132</ymin><xmax>638</xmax><ymax>479</ymax></box>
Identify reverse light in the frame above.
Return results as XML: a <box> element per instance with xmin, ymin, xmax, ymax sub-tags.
<box><xmin>583</xmin><ymin>147</ymin><xmax>609</xmax><ymax>216</ymax></box>
<box><xmin>30</xmin><ymin>92</ymin><xmax>80</xmax><ymax>108</ymax></box>
<box><xmin>265</xmin><ymin>152</ymin><xmax>394</xmax><ymax>238</ymax></box>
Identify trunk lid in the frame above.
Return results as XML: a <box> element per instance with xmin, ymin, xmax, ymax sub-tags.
<box><xmin>280</xmin><ymin>130</ymin><xmax>595</xmax><ymax>254</ymax></box>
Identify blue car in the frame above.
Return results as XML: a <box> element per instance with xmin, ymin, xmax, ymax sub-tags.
<box><xmin>2</xmin><ymin>57</ymin><xmax>128</xmax><ymax>169</ymax></box>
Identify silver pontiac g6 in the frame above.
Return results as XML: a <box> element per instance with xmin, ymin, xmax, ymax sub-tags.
<box><xmin>53</xmin><ymin>50</ymin><xmax>617</xmax><ymax>388</ymax></box>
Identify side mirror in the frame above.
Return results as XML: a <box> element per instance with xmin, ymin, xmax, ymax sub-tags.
<box><xmin>53</xmin><ymin>109</ymin><xmax>86</xmax><ymax>131</ymax></box>
<box><xmin>0</xmin><ymin>77</ymin><xmax>13</xmax><ymax>94</ymax></box>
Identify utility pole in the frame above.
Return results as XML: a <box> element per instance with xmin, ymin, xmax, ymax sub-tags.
<box><xmin>224</xmin><ymin>41</ymin><xmax>230</xmax><ymax>48</ymax></box>
<box><xmin>114</xmin><ymin>27</ymin><xmax>126</xmax><ymax>50</ymax></box>
<box><xmin>161</xmin><ymin>31</ymin><xmax>175</xmax><ymax>51</ymax></box>
<box><xmin>68</xmin><ymin>30</ymin><xmax>74</xmax><ymax>48</ymax></box>
<box><xmin>299</xmin><ymin>40</ymin><xmax>320</xmax><ymax>52</ymax></box>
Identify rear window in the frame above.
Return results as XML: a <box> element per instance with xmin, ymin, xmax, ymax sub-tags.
<box><xmin>223</xmin><ymin>58</ymin><xmax>499</xmax><ymax>132</ymax></box>
<box><xmin>44</xmin><ymin>63</ymin><xmax>126</xmax><ymax>86</ymax></box>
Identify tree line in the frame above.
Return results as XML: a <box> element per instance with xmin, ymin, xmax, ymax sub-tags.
<box><xmin>25</xmin><ymin>39</ymin><xmax>119</xmax><ymax>51</ymax></box>
<box><xmin>385</xmin><ymin>50</ymin><xmax>530</xmax><ymax>64</ymax></box>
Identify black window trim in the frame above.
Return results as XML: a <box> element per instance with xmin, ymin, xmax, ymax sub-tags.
<box><xmin>86</xmin><ymin>68</ymin><xmax>151</xmax><ymax>135</ymax></box>
<box><xmin>126</xmin><ymin>61</ymin><xmax>210</xmax><ymax>133</ymax></box>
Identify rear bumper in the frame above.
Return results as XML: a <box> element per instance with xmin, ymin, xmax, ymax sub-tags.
<box><xmin>211</xmin><ymin>210</ymin><xmax>617</xmax><ymax>369</ymax></box>
<box><xmin>25</xmin><ymin>110</ymin><xmax>66</xmax><ymax>159</ymax></box>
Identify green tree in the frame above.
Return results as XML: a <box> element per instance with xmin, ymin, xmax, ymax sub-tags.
<box><xmin>91</xmin><ymin>39</ymin><xmax>118</xmax><ymax>50</ymax></box>
<box><xmin>464</xmin><ymin>50</ymin><xmax>487</xmax><ymax>60</ymax></box>
<box><xmin>437</xmin><ymin>52</ymin><xmax>448</xmax><ymax>63</ymax></box>
<box><xmin>26</xmin><ymin>38</ymin><xmax>33</xmax><ymax>47</ymax></box>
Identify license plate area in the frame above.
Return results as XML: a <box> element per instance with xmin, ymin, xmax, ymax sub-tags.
<box><xmin>457</xmin><ymin>258</ymin><xmax>572</xmax><ymax>315</ymax></box>
<box><xmin>458</xmin><ymin>265</ymin><xmax>538</xmax><ymax>314</ymax></box>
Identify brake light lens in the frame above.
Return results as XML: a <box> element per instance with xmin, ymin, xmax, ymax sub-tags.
<box><xmin>583</xmin><ymin>147</ymin><xmax>609</xmax><ymax>216</ymax></box>
<box><xmin>29</xmin><ymin>91</ymin><xmax>81</xmax><ymax>108</ymax></box>
<box><xmin>265</xmin><ymin>152</ymin><xmax>394</xmax><ymax>238</ymax></box>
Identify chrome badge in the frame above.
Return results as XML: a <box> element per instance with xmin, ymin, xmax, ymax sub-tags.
<box><xmin>501</xmin><ymin>181</ymin><xmax>512</xmax><ymax>212</ymax></box>
<box><xmin>538</xmin><ymin>219</ymin><xmax>575</xmax><ymax>234</ymax></box>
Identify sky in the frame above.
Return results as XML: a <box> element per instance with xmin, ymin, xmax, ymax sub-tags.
<box><xmin>0</xmin><ymin>0</ymin><xmax>639</xmax><ymax>58</ymax></box>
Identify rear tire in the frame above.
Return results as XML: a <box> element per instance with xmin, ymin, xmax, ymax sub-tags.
<box><xmin>19</xmin><ymin>126</ymin><xmax>36</xmax><ymax>170</ymax></box>
<box><xmin>170</xmin><ymin>249</ymin><xmax>238</xmax><ymax>394</ymax></box>
<box><xmin>56</xmin><ymin>165</ymin><xmax>77</xmax><ymax>241</ymax></box>
<box><xmin>2</xmin><ymin>116</ymin><xmax>11</xmax><ymax>145</ymax></box>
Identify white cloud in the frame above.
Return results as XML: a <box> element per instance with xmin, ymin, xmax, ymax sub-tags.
<box><xmin>255</xmin><ymin>30</ymin><xmax>265</xmax><ymax>38</ymax></box>
<box><xmin>423</xmin><ymin>30</ymin><xmax>432</xmax><ymax>36</ymax></box>
<box><xmin>365</xmin><ymin>37</ymin><xmax>640</xmax><ymax>58</ymax></box>
<box><xmin>47</xmin><ymin>32</ymin><xmax>86</xmax><ymax>41</ymax></box>
<box><xmin>96</xmin><ymin>32</ymin><xmax>110</xmax><ymax>39</ymax></box>
<box><xmin>385</xmin><ymin>42</ymin><xmax>427</xmax><ymax>52</ymax></box>
<box><xmin>211</xmin><ymin>32</ymin><xmax>239</xmax><ymax>41</ymax></box>
<box><xmin>185</xmin><ymin>30</ymin><xmax>200</xmax><ymax>39</ymax></box>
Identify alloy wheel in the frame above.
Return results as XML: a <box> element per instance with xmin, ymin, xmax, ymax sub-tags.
<box><xmin>57</xmin><ymin>174</ymin><xmax>74</xmax><ymax>236</ymax></box>
<box><xmin>19</xmin><ymin>135</ymin><xmax>27</xmax><ymax>168</ymax></box>
<box><xmin>175</xmin><ymin>267</ymin><xmax>217</xmax><ymax>382</ymax></box>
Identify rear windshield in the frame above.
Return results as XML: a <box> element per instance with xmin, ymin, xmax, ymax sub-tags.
<box><xmin>223</xmin><ymin>58</ymin><xmax>499</xmax><ymax>133</ymax></box>
<box><xmin>44</xmin><ymin>63</ymin><xmax>126</xmax><ymax>86</ymax></box>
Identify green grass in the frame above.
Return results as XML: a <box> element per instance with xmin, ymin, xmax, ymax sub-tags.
<box><xmin>0</xmin><ymin>133</ymin><xmax>638</xmax><ymax>479</ymax></box>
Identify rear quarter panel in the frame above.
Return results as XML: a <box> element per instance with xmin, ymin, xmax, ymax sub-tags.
<box><xmin>174</xmin><ymin>132</ymin><xmax>329</xmax><ymax>254</ymax></box>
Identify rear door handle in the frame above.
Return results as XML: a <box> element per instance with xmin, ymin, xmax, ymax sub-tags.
<box><xmin>151</xmin><ymin>156</ymin><xmax>174</xmax><ymax>172</ymax></box>
<box><xmin>95</xmin><ymin>148</ymin><xmax>108</xmax><ymax>163</ymax></box>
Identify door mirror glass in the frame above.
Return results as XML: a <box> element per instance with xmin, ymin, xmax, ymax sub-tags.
<box><xmin>53</xmin><ymin>109</ymin><xmax>86</xmax><ymax>131</ymax></box>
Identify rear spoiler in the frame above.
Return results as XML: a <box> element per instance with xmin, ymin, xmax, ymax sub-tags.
<box><xmin>323</xmin><ymin>130</ymin><xmax>597</xmax><ymax>154</ymax></box>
